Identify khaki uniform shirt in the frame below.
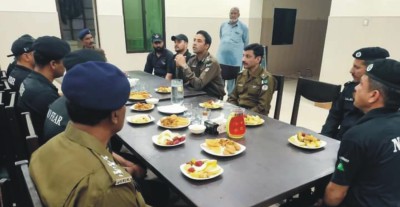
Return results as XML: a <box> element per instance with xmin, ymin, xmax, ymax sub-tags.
<box><xmin>29</xmin><ymin>123</ymin><xmax>146</xmax><ymax>207</ymax></box>
<box><xmin>180</xmin><ymin>52</ymin><xmax>226</xmax><ymax>99</ymax></box>
<box><xmin>228</xmin><ymin>66</ymin><xmax>276</xmax><ymax>115</ymax></box>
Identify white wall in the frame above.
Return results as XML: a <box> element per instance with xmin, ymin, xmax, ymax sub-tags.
<box><xmin>320</xmin><ymin>0</ymin><xmax>400</xmax><ymax>84</ymax></box>
<box><xmin>0</xmin><ymin>0</ymin><xmax>263</xmax><ymax>71</ymax></box>
<box><xmin>0</xmin><ymin>0</ymin><xmax>60</xmax><ymax>70</ymax></box>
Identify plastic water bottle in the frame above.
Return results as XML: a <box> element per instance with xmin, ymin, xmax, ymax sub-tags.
<box><xmin>171</xmin><ymin>79</ymin><xmax>184</xmax><ymax>105</ymax></box>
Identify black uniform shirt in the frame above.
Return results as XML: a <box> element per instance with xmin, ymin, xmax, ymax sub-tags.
<box><xmin>170</xmin><ymin>50</ymin><xmax>192</xmax><ymax>79</ymax></box>
<box><xmin>331</xmin><ymin>108</ymin><xmax>400</xmax><ymax>206</ymax></box>
<box><xmin>143</xmin><ymin>49</ymin><xmax>174</xmax><ymax>78</ymax></box>
<box><xmin>18</xmin><ymin>71</ymin><xmax>59</xmax><ymax>143</ymax></box>
<box><xmin>7</xmin><ymin>64</ymin><xmax>32</xmax><ymax>91</ymax></box>
<box><xmin>43</xmin><ymin>96</ymin><xmax>69</xmax><ymax>143</ymax></box>
<box><xmin>321</xmin><ymin>81</ymin><xmax>364</xmax><ymax>140</ymax></box>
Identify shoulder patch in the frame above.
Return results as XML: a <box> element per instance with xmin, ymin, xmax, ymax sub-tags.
<box><xmin>95</xmin><ymin>153</ymin><xmax>133</xmax><ymax>186</ymax></box>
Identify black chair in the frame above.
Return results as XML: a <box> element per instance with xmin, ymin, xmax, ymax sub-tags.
<box><xmin>0</xmin><ymin>70</ymin><xmax>6</xmax><ymax>80</ymax></box>
<box><xmin>272</xmin><ymin>75</ymin><xmax>284</xmax><ymax>120</ymax></box>
<box><xmin>0</xmin><ymin>177</ymin><xmax>12</xmax><ymax>207</ymax></box>
<box><xmin>15</xmin><ymin>160</ymin><xmax>43</xmax><ymax>207</ymax></box>
<box><xmin>290</xmin><ymin>77</ymin><xmax>341</xmax><ymax>126</ymax></box>
<box><xmin>21</xmin><ymin>112</ymin><xmax>40</xmax><ymax>157</ymax></box>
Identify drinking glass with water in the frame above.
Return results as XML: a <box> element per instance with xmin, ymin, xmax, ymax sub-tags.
<box><xmin>171</xmin><ymin>79</ymin><xmax>184</xmax><ymax>105</ymax></box>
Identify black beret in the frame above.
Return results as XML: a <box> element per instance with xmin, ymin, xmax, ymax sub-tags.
<box><xmin>62</xmin><ymin>61</ymin><xmax>130</xmax><ymax>110</ymax></box>
<box><xmin>33</xmin><ymin>36</ymin><xmax>71</xmax><ymax>61</ymax></box>
<box><xmin>366</xmin><ymin>59</ymin><xmax>400</xmax><ymax>90</ymax></box>
<box><xmin>78</xmin><ymin>28</ymin><xmax>91</xmax><ymax>40</ymax></box>
<box><xmin>171</xmin><ymin>34</ymin><xmax>188</xmax><ymax>42</ymax></box>
<box><xmin>152</xmin><ymin>33</ymin><xmax>163</xmax><ymax>43</ymax></box>
<box><xmin>352</xmin><ymin>47</ymin><xmax>389</xmax><ymax>60</ymax></box>
<box><xmin>7</xmin><ymin>35</ymin><xmax>35</xmax><ymax>57</ymax></box>
<box><xmin>63</xmin><ymin>49</ymin><xmax>106</xmax><ymax>71</ymax></box>
<box><xmin>196</xmin><ymin>30</ymin><xmax>212</xmax><ymax>46</ymax></box>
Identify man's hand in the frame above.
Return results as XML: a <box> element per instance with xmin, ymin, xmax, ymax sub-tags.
<box><xmin>112</xmin><ymin>152</ymin><xmax>146</xmax><ymax>179</ymax></box>
<box><xmin>175</xmin><ymin>54</ymin><xmax>187</xmax><ymax>68</ymax></box>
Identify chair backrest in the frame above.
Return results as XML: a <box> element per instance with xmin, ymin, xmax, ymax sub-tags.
<box><xmin>272</xmin><ymin>75</ymin><xmax>284</xmax><ymax>120</ymax></box>
<box><xmin>290</xmin><ymin>77</ymin><xmax>341</xmax><ymax>125</ymax></box>
<box><xmin>0</xmin><ymin>177</ymin><xmax>12</xmax><ymax>207</ymax></box>
<box><xmin>21</xmin><ymin>112</ymin><xmax>40</xmax><ymax>157</ymax></box>
<box><xmin>15</xmin><ymin>160</ymin><xmax>43</xmax><ymax>207</ymax></box>
<box><xmin>5</xmin><ymin>92</ymin><xmax>28</xmax><ymax>161</ymax></box>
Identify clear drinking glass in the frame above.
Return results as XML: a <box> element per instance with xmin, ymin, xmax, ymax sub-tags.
<box><xmin>183</xmin><ymin>103</ymin><xmax>193</xmax><ymax>119</ymax></box>
<box><xmin>171</xmin><ymin>79</ymin><xmax>184</xmax><ymax>105</ymax></box>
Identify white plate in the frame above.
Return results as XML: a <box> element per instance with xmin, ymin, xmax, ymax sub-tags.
<box><xmin>245</xmin><ymin>118</ymin><xmax>265</xmax><ymax>126</ymax></box>
<box><xmin>126</xmin><ymin>115</ymin><xmax>155</xmax><ymax>124</ymax></box>
<box><xmin>156</xmin><ymin>119</ymin><xmax>190</xmax><ymax>129</ymax></box>
<box><xmin>200</xmin><ymin>141</ymin><xmax>246</xmax><ymax>157</ymax></box>
<box><xmin>157</xmin><ymin>105</ymin><xmax>187</xmax><ymax>114</ymax></box>
<box><xmin>154</xmin><ymin>87</ymin><xmax>171</xmax><ymax>94</ymax></box>
<box><xmin>129</xmin><ymin>93</ymin><xmax>152</xmax><ymax>101</ymax></box>
<box><xmin>199</xmin><ymin>102</ymin><xmax>223</xmax><ymax>109</ymax></box>
<box><xmin>151</xmin><ymin>135</ymin><xmax>185</xmax><ymax>147</ymax></box>
<box><xmin>130</xmin><ymin>103</ymin><xmax>155</xmax><ymax>111</ymax></box>
<box><xmin>288</xmin><ymin>135</ymin><xmax>327</xmax><ymax>149</ymax></box>
<box><xmin>179</xmin><ymin>161</ymin><xmax>223</xmax><ymax>180</ymax></box>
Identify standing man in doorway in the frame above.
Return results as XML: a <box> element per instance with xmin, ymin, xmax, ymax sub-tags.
<box><xmin>78</xmin><ymin>28</ymin><xmax>95</xmax><ymax>49</ymax></box>
<box><xmin>217</xmin><ymin>6</ymin><xmax>249</xmax><ymax>96</ymax></box>
<box><xmin>144</xmin><ymin>33</ymin><xmax>174</xmax><ymax>79</ymax></box>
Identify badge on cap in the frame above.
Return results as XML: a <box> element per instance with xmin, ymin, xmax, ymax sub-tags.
<box><xmin>367</xmin><ymin>64</ymin><xmax>373</xmax><ymax>71</ymax></box>
<box><xmin>154</xmin><ymin>34</ymin><xmax>160</xmax><ymax>39</ymax></box>
<box><xmin>355</xmin><ymin>51</ymin><xmax>362</xmax><ymax>58</ymax></box>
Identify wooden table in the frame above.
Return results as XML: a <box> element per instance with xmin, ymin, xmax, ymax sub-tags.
<box><xmin>118</xmin><ymin>95</ymin><xmax>340</xmax><ymax>207</ymax></box>
<box><xmin>126</xmin><ymin>71</ymin><xmax>206</xmax><ymax>102</ymax></box>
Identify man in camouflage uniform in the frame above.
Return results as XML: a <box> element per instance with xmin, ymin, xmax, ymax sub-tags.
<box><xmin>175</xmin><ymin>30</ymin><xmax>225</xmax><ymax>99</ymax></box>
<box><xmin>30</xmin><ymin>62</ymin><xmax>147</xmax><ymax>206</ymax></box>
<box><xmin>228</xmin><ymin>43</ymin><xmax>275</xmax><ymax>115</ymax></box>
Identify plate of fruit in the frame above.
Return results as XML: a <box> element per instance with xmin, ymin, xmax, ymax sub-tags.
<box><xmin>152</xmin><ymin>130</ymin><xmax>186</xmax><ymax>147</ymax></box>
<box><xmin>180</xmin><ymin>159</ymin><xmax>223</xmax><ymax>180</ymax></box>
<box><xmin>200</xmin><ymin>138</ymin><xmax>245</xmax><ymax>157</ymax></box>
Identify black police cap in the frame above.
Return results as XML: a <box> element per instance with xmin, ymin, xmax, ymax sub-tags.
<box><xmin>7</xmin><ymin>35</ymin><xmax>35</xmax><ymax>57</ymax></box>
<box><xmin>366</xmin><ymin>59</ymin><xmax>400</xmax><ymax>90</ymax></box>
<box><xmin>171</xmin><ymin>34</ymin><xmax>188</xmax><ymax>42</ymax></box>
<box><xmin>33</xmin><ymin>36</ymin><xmax>71</xmax><ymax>61</ymax></box>
<box><xmin>352</xmin><ymin>47</ymin><xmax>389</xmax><ymax>60</ymax></box>
<box><xmin>63</xmin><ymin>49</ymin><xmax>106</xmax><ymax>71</ymax></box>
<box><xmin>152</xmin><ymin>33</ymin><xmax>163</xmax><ymax>43</ymax></box>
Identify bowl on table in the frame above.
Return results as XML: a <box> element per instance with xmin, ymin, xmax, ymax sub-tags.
<box><xmin>188</xmin><ymin>124</ymin><xmax>206</xmax><ymax>134</ymax></box>
<box><xmin>146</xmin><ymin>98</ymin><xmax>159</xmax><ymax>104</ymax></box>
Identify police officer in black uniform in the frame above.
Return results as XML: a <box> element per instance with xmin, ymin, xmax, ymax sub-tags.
<box><xmin>43</xmin><ymin>49</ymin><xmax>106</xmax><ymax>142</ymax></box>
<box><xmin>6</xmin><ymin>34</ymin><xmax>35</xmax><ymax>91</ymax></box>
<box><xmin>323</xmin><ymin>59</ymin><xmax>400</xmax><ymax>206</ymax></box>
<box><xmin>18</xmin><ymin>36</ymin><xmax>70</xmax><ymax>143</ymax></box>
<box><xmin>321</xmin><ymin>47</ymin><xmax>389</xmax><ymax>140</ymax></box>
<box><xmin>143</xmin><ymin>33</ymin><xmax>174</xmax><ymax>78</ymax></box>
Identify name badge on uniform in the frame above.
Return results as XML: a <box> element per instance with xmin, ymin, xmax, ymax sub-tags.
<box><xmin>344</xmin><ymin>97</ymin><xmax>353</xmax><ymax>101</ymax></box>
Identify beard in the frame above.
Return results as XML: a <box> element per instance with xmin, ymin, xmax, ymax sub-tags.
<box><xmin>154</xmin><ymin>47</ymin><xmax>164</xmax><ymax>53</ymax></box>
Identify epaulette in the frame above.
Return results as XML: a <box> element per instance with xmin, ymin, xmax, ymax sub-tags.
<box><xmin>95</xmin><ymin>153</ymin><xmax>133</xmax><ymax>186</ymax></box>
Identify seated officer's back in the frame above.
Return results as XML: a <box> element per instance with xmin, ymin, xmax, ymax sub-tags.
<box><xmin>29</xmin><ymin>62</ymin><xmax>146</xmax><ymax>206</ymax></box>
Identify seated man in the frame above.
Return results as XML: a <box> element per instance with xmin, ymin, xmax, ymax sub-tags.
<box><xmin>166</xmin><ymin>34</ymin><xmax>192</xmax><ymax>80</ymax></box>
<box><xmin>175</xmin><ymin>30</ymin><xmax>225</xmax><ymax>99</ymax></box>
<box><xmin>227</xmin><ymin>43</ymin><xmax>275</xmax><ymax>115</ymax></box>
<box><xmin>144</xmin><ymin>33</ymin><xmax>174</xmax><ymax>78</ymax></box>
<box><xmin>323</xmin><ymin>59</ymin><xmax>400</xmax><ymax>206</ymax></box>
<box><xmin>43</xmin><ymin>49</ymin><xmax>106</xmax><ymax>142</ymax></box>
<box><xmin>321</xmin><ymin>47</ymin><xmax>389</xmax><ymax>140</ymax></box>
<box><xmin>18</xmin><ymin>36</ymin><xmax>70</xmax><ymax>142</ymax></box>
<box><xmin>30</xmin><ymin>61</ymin><xmax>147</xmax><ymax>206</ymax></box>
<box><xmin>7</xmin><ymin>34</ymin><xmax>35</xmax><ymax>91</ymax></box>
